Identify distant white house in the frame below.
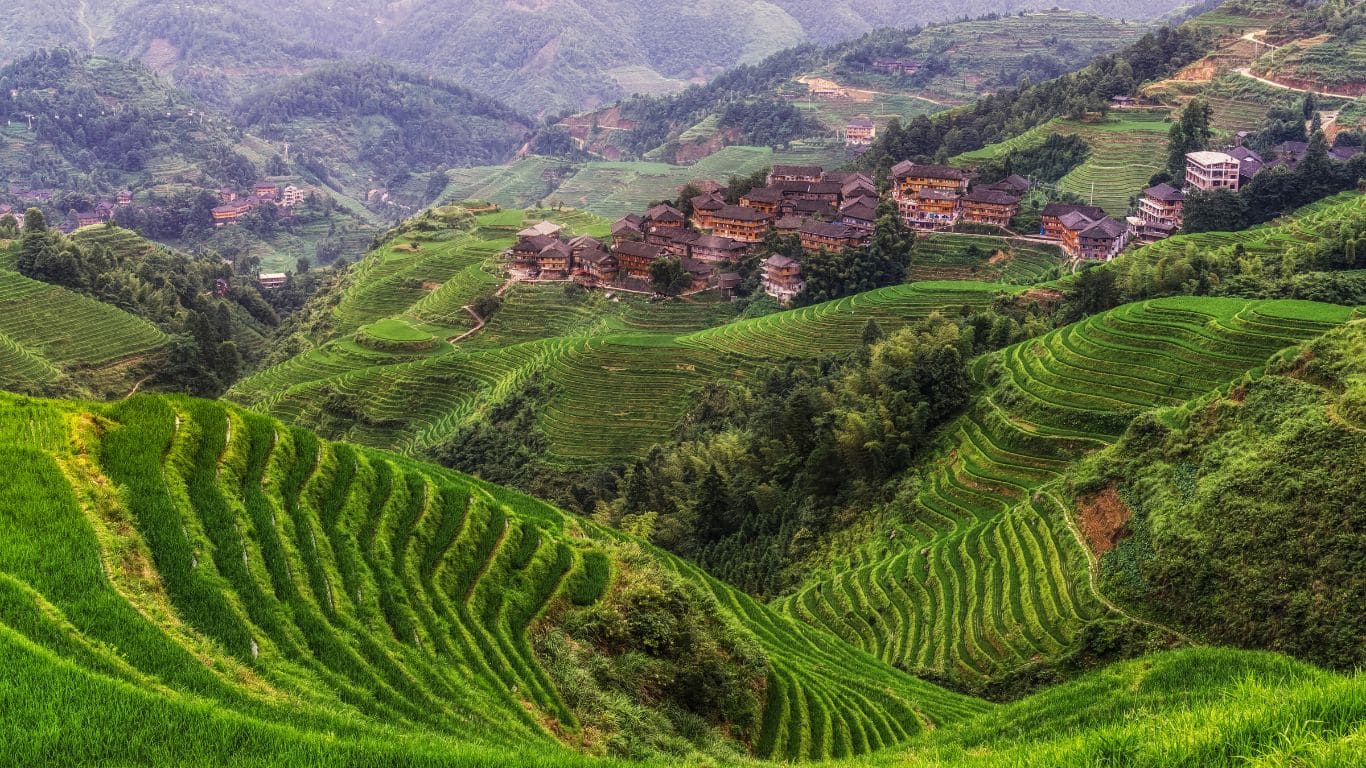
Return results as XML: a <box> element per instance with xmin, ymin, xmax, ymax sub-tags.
<box><xmin>517</xmin><ymin>220</ymin><xmax>562</xmax><ymax>239</ymax></box>
<box><xmin>257</xmin><ymin>272</ymin><xmax>289</xmax><ymax>289</ymax></box>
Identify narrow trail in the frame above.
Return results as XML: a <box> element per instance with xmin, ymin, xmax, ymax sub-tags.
<box><xmin>447</xmin><ymin>306</ymin><xmax>487</xmax><ymax>344</ymax></box>
<box><xmin>1234</xmin><ymin>67</ymin><xmax>1359</xmax><ymax>99</ymax></box>
<box><xmin>76</xmin><ymin>0</ymin><xmax>96</xmax><ymax>51</ymax></box>
<box><xmin>1042</xmin><ymin>489</ymin><xmax>1193</xmax><ymax>644</ymax></box>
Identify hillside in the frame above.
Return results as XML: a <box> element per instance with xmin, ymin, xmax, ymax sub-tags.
<box><xmin>2</xmin><ymin>390</ymin><xmax>1364</xmax><ymax>765</ymax></box>
<box><xmin>1075</xmin><ymin>319</ymin><xmax>1365</xmax><ymax>671</ymax></box>
<box><xmin>235</xmin><ymin>60</ymin><xmax>535</xmax><ymax>216</ymax></box>
<box><xmin>226</xmin><ymin>204</ymin><xmax>1017</xmax><ymax>461</ymax></box>
<box><xmin>0</xmin><ymin>389</ymin><xmax>983</xmax><ymax>763</ymax></box>
<box><xmin>4</xmin><ymin>1</ymin><xmax>1193</xmax><ymax>114</ymax></box>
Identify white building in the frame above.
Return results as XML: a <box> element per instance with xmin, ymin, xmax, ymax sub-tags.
<box><xmin>1185</xmin><ymin>151</ymin><xmax>1242</xmax><ymax>192</ymax></box>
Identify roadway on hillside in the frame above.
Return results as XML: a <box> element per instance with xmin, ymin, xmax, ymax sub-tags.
<box><xmin>1234</xmin><ymin>29</ymin><xmax>1360</xmax><ymax>99</ymax></box>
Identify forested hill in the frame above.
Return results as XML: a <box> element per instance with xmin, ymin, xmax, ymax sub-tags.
<box><xmin>236</xmin><ymin>61</ymin><xmax>535</xmax><ymax>181</ymax></box>
<box><xmin>5</xmin><ymin>0</ymin><xmax>1193</xmax><ymax>113</ymax></box>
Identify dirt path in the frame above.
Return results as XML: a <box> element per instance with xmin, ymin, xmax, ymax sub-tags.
<box><xmin>1042</xmin><ymin>488</ymin><xmax>1193</xmax><ymax>643</ymax></box>
<box><xmin>1234</xmin><ymin>67</ymin><xmax>1360</xmax><ymax>99</ymax></box>
<box><xmin>447</xmin><ymin>305</ymin><xmax>487</xmax><ymax>344</ymax></box>
<box><xmin>76</xmin><ymin>0</ymin><xmax>96</xmax><ymax>50</ymax></box>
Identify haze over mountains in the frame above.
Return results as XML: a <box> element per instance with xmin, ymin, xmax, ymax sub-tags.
<box><xmin>5</xmin><ymin>0</ymin><xmax>1194</xmax><ymax>112</ymax></box>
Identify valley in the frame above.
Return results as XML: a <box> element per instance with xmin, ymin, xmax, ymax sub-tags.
<box><xmin>0</xmin><ymin>0</ymin><xmax>1363</xmax><ymax>765</ymax></box>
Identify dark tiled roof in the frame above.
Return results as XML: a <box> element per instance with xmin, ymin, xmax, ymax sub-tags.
<box><xmin>771</xmin><ymin>165</ymin><xmax>823</xmax><ymax>178</ymax></box>
<box><xmin>741</xmin><ymin>187</ymin><xmax>784</xmax><ymax>203</ymax></box>
<box><xmin>962</xmin><ymin>188</ymin><xmax>1020</xmax><ymax>205</ymax></box>
<box><xmin>1043</xmin><ymin>203</ymin><xmax>1107</xmax><ymax>220</ymax></box>
<box><xmin>892</xmin><ymin>161</ymin><xmax>968</xmax><ymax>181</ymax></box>
<box><xmin>801</xmin><ymin>221</ymin><xmax>862</xmax><ymax>240</ymax></box>
<box><xmin>1080</xmin><ymin>217</ymin><xmax>1125</xmax><ymax>239</ymax></box>
<box><xmin>715</xmin><ymin>204</ymin><xmax>773</xmax><ymax>222</ymax></box>
<box><xmin>1143</xmin><ymin>183</ymin><xmax>1185</xmax><ymax>203</ymax></box>
<box><xmin>613</xmin><ymin>240</ymin><xmax>666</xmax><ymax>259</ymax></box>
<box><xmin>644</xmin><ymin>203</ymin><xmax>684</xmax><ymax>222</ymax></box>
<box><xmin>693</xmin><ymin>235</ymin><xmax>747</xmax><ymax>251</ymax></box>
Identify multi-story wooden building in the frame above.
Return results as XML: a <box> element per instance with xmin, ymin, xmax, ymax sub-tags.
<box><xmin>1185</xmin><ymin>151</ymin><xmax>1241</xmax><ymax>191</ymax></box>
<box><xmin>988</xmin><ymin>174</ymin><xmax>1031</xmax><ymax>196</ymax></box>
<box><xmin>712</xmin><ymin>205</ymin><xmax>772</xmax><ymax>243</ymax></box>
<box><xmin>761</xmin><ymin>254</ymin><xmax>805</xmax><ymax>304</ymax></box>
<box><xmin>1073</xmin><ymin>216</ymin><xmax>1126</xmax><ymax>260</ymax></box>
<box><xmin>535</xmin><ymin>241</ymin><xmax>573</xmax><ymax>278</ymax></box>
<box><xmin>900</xmin><ymin>187</ymin><xmax>961</xmax><ymax>229</ymax></box>
<box><xmin>577</xmin><ymin>250</ymin><xmax>618</xmax><ymax>284</ymax></box>
<box><xmin>767</xmin><ymin>165</ymin><xmax>823</xmax><ymax>185</ymax></box>
<box><xmin>780</xmin><ymin>198</ymin><xmax>838</xmax><ymax>221</ymax></box>
<box><xmin>690</xmin><ymin>235</ymin><xmax>749</xmax><ymax>264</ymax></box>
<box><xmin>845</xmin><ymin>116</ymin><xmax>876</xmax><ymax>146</ymax></box>
<box><xmin>1137</xmin><ymin>183</ymin><xmax>1184</xmax><ymax>230</ymax></box>
<box><xmin>253</xmin><ymin>182</ymin><xmax>280</xmax><ymax>200</ymax></box>
<box><xmin>1040</xmin><ymin>203</ymin><xmax>1108</xmax><ymax>240</ymax></box>
<box><xmin>739</xmin><ymin>187</ymin><xmax>783</xmax><ymax>216</ymax></box>
<box><xmin>891</xmin><ymin>162</ymin><xmax>969</xmax><ymax>200</ymax></box>
<box><xmin>648</xmin><ymin>226</ymin><xmax>699</xmax><ymax>258</ymax></box>
<box><xmin>960</xmin><ymin>188</ymin><xmax>1020</xmax><ymax>227</ymax></box>
<box><xmin>643</xmin><ymin>203</ymin><xmax>685</xmax><ymax>229</ymax></box>
<box><xmin>690</xmin><ymin>192</ymin><xmax>726</xmax><ymax>230</ymax></box>
<box><xmin>611</xmin><ymin>214</ymin><xmax>645</xmax><ymax>245</ymax></box>
<box><xmin>613</xmin><ymin>240</ymin><xmax>667</xmax><ymax>279</ymax></box>
<box><xmin>799</xmin><ymin>221</ymin><xmax>869</xmax><ymax>253</ymax></box>
<box><xmin>840</xmin><ymin>199</ymin><xmax>879</xmax><ymax>230</ymax></box>
<box><xmin>211</xmin><ymin>200</ymin><xmax>254</xmax><ymax>227</ymax></box>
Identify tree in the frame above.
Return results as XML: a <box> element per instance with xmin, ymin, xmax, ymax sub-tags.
<box><xmin>1183</xmin><ymin>188</ymin><xmax>1248</xmax><ymax>234</ymax></box>
<box><xmin>1061</xmin><ymin>264</ymin><xmax>1120</xmax><ymax>322</ymax></box>
<box><xmin>1165</xmin><ymin>99</ymin><xmax>1213</xmax><ymax>180</ymax></box>
<box><xmin>650</xmin><ymin>257</ymin><xmax>691</xmax><ymax>296</ymax></box>
<box><xmin>23</xmin><ymin>207</ymin><xmax>46</xmax><ymax>233</ymax></box>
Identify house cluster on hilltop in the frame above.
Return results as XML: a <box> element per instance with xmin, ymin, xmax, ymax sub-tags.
<box><xmin>1</xmin><ymin>189</ymin><xmax>135</xmax><ymax>233</ymax></box>
<box><xmin>503</xmin><ymin>165</ymin><xmax>886</xmax><ymax>304</ymax></box>
<box><xmin>211</xmin><ymin>181</ymin><xmax>311</xmax><ymax>227</ymax></box>
<box><xmin>1128</xmin><ymin>136</ymin><xmax>1362</xmax><ymax>245</ymax></box>
<box><xmin>890</xmin><ymin>162</ymin><xmax>1034</xmax><ymax>233</ymax></box>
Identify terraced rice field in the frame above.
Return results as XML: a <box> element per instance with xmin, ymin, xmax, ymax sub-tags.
<box><xmin>1053</xmin><ymin>115</ymin><xmax>1172</xmax><ymax>216</ymax></box>
<box><xmin>0</xmin><ymin>268</ymin><xmax>166</xmax><ymax>374</ymax></box>
<box><xmin>548</xmin><ymin>144</ymin><xmax>851</xmax><ymax>220</ymax></box>
<box><xmin>777</xmin><ymin>296</ymin><xmax>1355</xmax><ymax>682</ymax></box>
<box><xmin>440</xmin><ymin>157</ymin><xmax>568</xmax><ymax>209</ymax></box>
<box><xmin>909</xmin><ymin>235</ymin><xmax>1061</xmax><ymax>284</ymax></box>
<box><xmin>234</xmin><ymin>281</ymin><xmax>1005</xmax><ymax>462</ymax></box>
<box><xmin>679</xmin><ymin>282</ymin><xmax>1005</xmax><ymax>361</ymax></box>
<box><xmin>0</xmin><ymin>392</ymin><xmax>984</xmax><ymax>763</ymax></box>
<box><xmin>953</xmin><ymin>113</ymin><xmax>1171</xmax><ymax>216</ymax></box>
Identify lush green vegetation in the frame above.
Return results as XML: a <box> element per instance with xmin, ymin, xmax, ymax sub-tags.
<box><xmin>1076</xmin><ymin>320</ymin><xmax>1365</xmax><ymax>671</ymax></box>
<box><xmin>774</xmin><ymin>295</ymin><xmax>1353</xmax><ymax>691</ymax></box>
<box><xmin>238</xmin><ymin>61</ymin><xmax>533</xmax><ymax>180</ymax></box>
<box><xmin>2</xmin><ymin>391</ymin><xmax>1364</xmax><ymax>766</ymax></box>
<box><xmin>0</xmin><ymin>390</ymin><xmax>983</xmax><ymax>763</ymax></box>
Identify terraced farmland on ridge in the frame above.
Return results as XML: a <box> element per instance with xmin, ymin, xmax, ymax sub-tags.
<box><xmin>233</xmin><ymin>281</ymin><xmax>1008</xmax><ymax>462</ymax></box>
<box><xmin>953</xmin><ymin>112</ymin><xmax>1172</xmax><ymax>217</ymax></box>
<box><xmin>0</xmin><ymin>391</ymin><xmax>984</xmax><ymax>764</ymax></box>
<box><xmin>775</xmin><ymin>296</ymin><xmax>1356</xmax><ymax>682</ymax></box>
<box><xmin>908</xmin><ymin>235</ymin><xmax>1062</xmax><ymax>284</ymax></box>
<box><xmin>0</xmin><ymin>266</ymin><xmax>167</xmax><ymax>392</ymax></box>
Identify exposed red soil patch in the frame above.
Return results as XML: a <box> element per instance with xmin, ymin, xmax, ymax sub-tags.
<box><xmin>1077</xmin><ymin>484</ymin><xmax>1132</xmax><ymax>555</ymax></box>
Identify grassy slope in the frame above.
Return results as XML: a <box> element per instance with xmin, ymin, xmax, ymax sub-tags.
<box><xmin>0</xmin><ymin>390</ymin><xmax>980</xmax><ymax>764</ymax></box>
<box><xmin>775</xmin><ymin>295</ymin><xmax>1356</xmax><ymax>685</ymax></box>
<box><xmin>0</xmin><ymin>258</ymin><xmax>166</xmax><ymax>395</ymax></box>
<box><xmin>0</xmin><ymin>392</ymin><xmax>1362</xmax><ymax>766</ymax></box>
<box><xmin>952</xmin><ymin>112</ymin><xmax>1172</xmax><ymax>217</ymax></box>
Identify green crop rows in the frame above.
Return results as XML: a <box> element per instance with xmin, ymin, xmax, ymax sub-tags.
<box><xmin>0</xmin><ymin>268</ymin><xmax>166</xmax><ymax>374</ymax></box>
<box><xmin>909</xmin><ymin>235</ymin><xmax>1061</xmax><ymax>284</ymax></box>
<box><xmin>0</xmin><ymin>391</ymin><xmax>985</xmax><ymax>764</ymax></box>
<box><xmin>777</xmin><ymin>296</ymin><xmax>1353</xmax><ymax>681</ymax></box>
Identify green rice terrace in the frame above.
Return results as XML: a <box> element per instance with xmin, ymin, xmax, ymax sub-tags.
<box><xmin>0</xmin><ymin>266</ymin><xmax>166</xmax><ymax>394</ymax></box>
<box><xmin>1</xmin><ymin>390</ymin><xmax>1363</xmax><ymax>766</ymax></box>
<box><xmin>953</xmin><ymin>112</ymin><xmax>1173</xmax><ymax>217</ymax></box>
<box><xmin>775</xmin><ymin>296</ymin><xmax>1357</xmax><ymax>683</ymax></box>
<box><xmin>908</xmin><ymin>235</ymin><xmax>1062</xmax><ymax>284</ymax></box>
<box><xmin>231</xmin><ymin>270</ymin><xmax>1008</xmax><ymax>462</ymax></box>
